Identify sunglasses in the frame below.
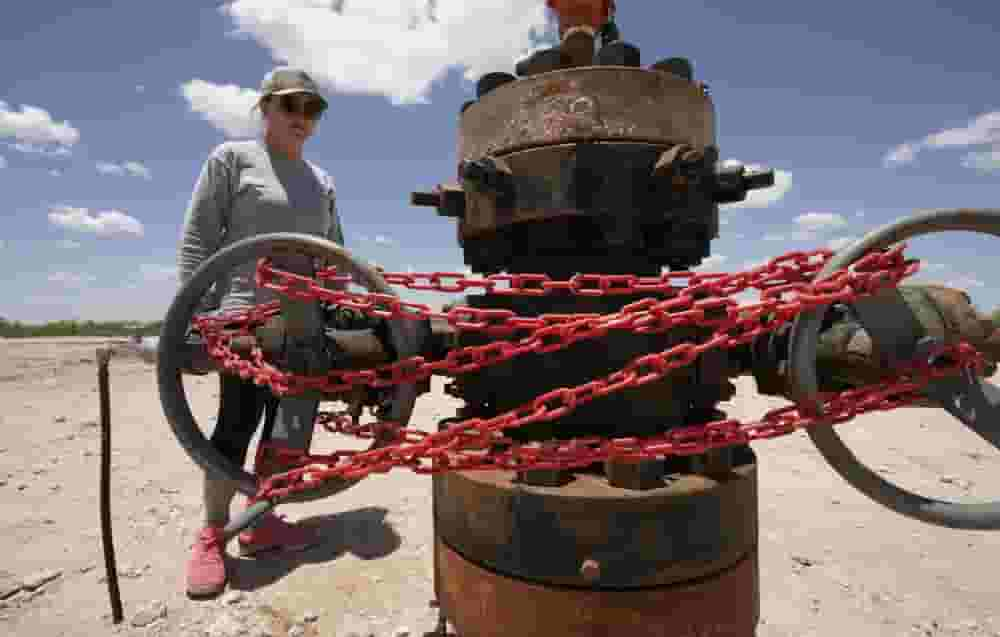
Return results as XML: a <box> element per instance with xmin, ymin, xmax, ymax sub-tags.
<box><xmin>275</xmin><ymin>94</ymin><xmax>326</xmax><ymax>120</ymax></box>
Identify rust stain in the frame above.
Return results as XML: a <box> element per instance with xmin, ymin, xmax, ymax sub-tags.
<box><xmin>535</xmin><ymin>77</ymin><xmax>576</xmax><ymax>101</ymax></box>
<box><xmin>460</xmin><ymin>67</ymin><xmax>715</xmax><ymax>159</ymax></box>
<box><xmin>437</xmin><ymin>538</ymin><xmax>759</xmax><ymax>637</ymax></box>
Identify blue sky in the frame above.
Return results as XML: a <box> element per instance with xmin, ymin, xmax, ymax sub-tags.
<box><xmin>1</xmin><ymin>1</ymin><xmax>997</xmax><ymax>324</ymax></box>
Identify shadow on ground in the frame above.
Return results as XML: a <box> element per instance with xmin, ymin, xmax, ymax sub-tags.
<box><xmin>226</xmin><ymin>506</ymin><xmax>402</xmax><ymax>591</ymax></box>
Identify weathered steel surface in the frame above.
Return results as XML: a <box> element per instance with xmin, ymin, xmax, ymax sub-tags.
<box><xmin>458</xmin><ymin>66</ymin><xmax>716</xmax><ymax>160</ymax></box>
<box><xmin>430</xmin><ymin>45</ymin><xmax>758</xmax><ymax>637</ymax></box>
<box><xmin>455</xmin><ymin>141</ymin><xmax>721</xmax><ymax>270</ymax></box>
<box><xmin>433</xmin><ymin>447</ymin><xmax>757</xmax><ymax>588</ymax></box>
<box><xmin>436</xmin><ymin>538</ymin><xmax>759</xmax><ymax>637</ymax></box>
<box><xmin>461</xmin><ymin>142</ymin><xmax>680</xmax><ymax>240</ymax></box>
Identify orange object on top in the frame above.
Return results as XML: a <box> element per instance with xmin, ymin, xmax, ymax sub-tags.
<box><xmin>546</xmin><ymin>0</ymin><xmax>615</xmax><ymax>33</ymax></box>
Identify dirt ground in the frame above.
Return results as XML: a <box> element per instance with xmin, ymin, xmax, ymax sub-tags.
<box><xmin>1</xmin><ymin>336</ymin><xmax>998</xmax><ymax>637</ymax></box>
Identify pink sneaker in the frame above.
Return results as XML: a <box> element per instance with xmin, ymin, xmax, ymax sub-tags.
<box><xmin>185</xmin><ymin>526</ymin><xmax>227</xmax><ymax>598</ymax></box>
<box><xmin>237</xmin><ymin>511</ymin><xmax>320</xmax><ymax>557</ymax></box>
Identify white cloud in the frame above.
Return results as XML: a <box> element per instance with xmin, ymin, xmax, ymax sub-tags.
<box><xmin>49</xmin><ymin>169</ymin><xmax>61</xmax><ymax>177</ymax></box>
<box><xmin>882</xmin><ymin>142</ymin><xmax>918</xmax><ymax>167</ymax></box>
<box><xmin>136</xmin><ymin>85</ymin><xmax>146</xmax><ymax>93</ymax></box>
<box><xmin>48</xmin><ymin>205</ymin><xmax>144</xmax><ymax>238</ymax></box>
<box><xmin>138</xmin><ymin>264</ymin><xmax>177</xmax><ymax>282</ymax></box>
<box><xmin>925</xmin><ymin>111</ymin><xmax>1000</xmax><ymax>148</ymax></box>
<box><xmin>794</xmin><ymin>212</ymin><xmax>847</xmax><ymax>233</ymax></box>
<box><xmin>763</xmin><ymin>231</ymin><xmax>814</xmax><ymax>242</ymax></box>
<box><xmin>0</xmin><ymin>101</ymin><xmax>81</xmax><ymax>146</ymax></box>
<box><xmin>96</xmin><ymin>161</ymin><xmax>123</xmax><ymax>176</ymax></box>
<box><xmin>124</xmin><ymin>161</ymin><xmax>152</xmax><ymax>179</ymax></box>
<box><xmin>692</xmin><ymin>255</ymin><xmax>727</xmax><ymax>272</ymax></box>
<box><xmin>827</xmin><ymin>236</ymin><xmax>857</xmax><ymax>251</ymax></box>
<box><xmin>0</xmin><ymin>155</ymin><xmax>6</xmax><ymax>169</ymax></box>
<box><xmin>741</xmin><ymin>258</ymin><xmax>771</xmax><ymax>271</ymax></box>
<box><xmin>719</xmin><ymin>161</ymin><xmax>793</xmax><ymax>209</ymax></box>
<box><xmin>10</xmin><ymin>142</ymin><xmax>72</xmax><ymax>158</ymax></box>
<box><xmin>883</xmin><ymin>110</ymin><xmax>1000</xmax><ymax>170</ymax></box>
<box><xmin>947</xmin><ymin>275</ymin><xmax>985</xmax><ymax>289</ymax></box>
<box><xmin>180</xmin><ymin>78</ymin><xmax>262</xmax><ymax>138</ymax></box>
<box><xmin>758</xmin><ymin>213</ymin><xmax>847</xmax><ymax>245</ymax></box>
<box><xmin>48</xmin><ymin>271</ymin><xmax>96</xmax><ymax>287</ymax></box>
<box><xmin>356</xmin><ymin>233</ymin><xmax>399</xmax><ymax>247</ymax></box>
<box><xmin>961</xmin><ymin>149</ymin><xmax>1000</xmax><ymax>174</ymax></box>
<box><xmin>96</xmin><ymin>160</ymin><xmax>152</xmax><ymax>179</ymax></box>
<box><xmin>0</xmin><ymin>239</ymin><xmax>6</xmax><ymax>249</ymax></box>
<box><xmin>57</xmin><ymin>239</ymin><xmax>81</xmax><ymax>249</ymax></box>
<box><xmin>217</xmin><ymin>0</ymin><xmax>553</xmax><ymax>106</ymax></box>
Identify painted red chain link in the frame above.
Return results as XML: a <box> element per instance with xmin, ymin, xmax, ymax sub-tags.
<box><xmin>189</xmin><ymin>245</ymin><xmax>988</xmax><ymax>502</ymax></box>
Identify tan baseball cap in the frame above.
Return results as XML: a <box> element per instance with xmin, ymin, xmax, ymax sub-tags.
<box><xmin>260</xmin><ymin>67</ymin><xmax>328</xmax><ymax>107</ymax></box>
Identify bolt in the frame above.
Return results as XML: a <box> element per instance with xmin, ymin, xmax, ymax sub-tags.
<box><xmin>580</xmin><ymin>559</ymin><xmax>601</xmax><ymax>582</ymax></box>
<box><xmin>516</xmin><ymin>468</ymin><xmax>571</xmax><ymax>487</ymax></box>
<box><xmin>411</xmin><ymin>191</ymin><xmax>441</xmax><ymax>207</ymax></box>
<box><xmin>595</xmin><ymin>40</ymin><xmax>641</xmax><ymax>67</ymax></box>
<box><xmin>516</xmin><ymin>48</ymin><xmax>567</xmax><ymax>77</ymax></box>
<box><xmin>460</xmin><ymin>159</ymin><xmax>489</xmax><ymax>184</ymax></box>
<box><xmin>475</xmin><ymin>72</ymin><xmax>516</xmax><ymax>99</ymax></box>
<box><xmin>691</xmin><ymin>448</ymin><xmax>733</xmax><ymax>476</ymax></box>
<box><xmin>605</xmin><ymin>458</ymin><xmax>664</xmax><ymax>490</ymax></box>
<box><xmin>651</xmin><ymin>57</ymin><xmax>694</xmax><ymax>81</ymax></box>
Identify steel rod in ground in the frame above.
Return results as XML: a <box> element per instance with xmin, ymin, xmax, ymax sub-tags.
<box><xmin>97</xmin><ymin>347</ymin><xmax>124</xmax><ymax>624</ymax></box>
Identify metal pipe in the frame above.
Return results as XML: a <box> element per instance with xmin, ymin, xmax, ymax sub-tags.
<box><xmin>787</xmin><ymin>207</ymin><xmax>1000</xmax><ymax>530</ymax></box>
<box><xmin>222</xmin><ymin>499</ymin><xmax>277</xmax><ymax>542</ymax></box>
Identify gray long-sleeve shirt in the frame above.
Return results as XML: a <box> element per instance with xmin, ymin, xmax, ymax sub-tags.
<box><xmin>177</xmin><ymin>140</ymin><xmax>345</xmax><ymax>314</ymax></box>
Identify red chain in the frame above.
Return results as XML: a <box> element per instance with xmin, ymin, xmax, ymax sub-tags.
<box><xmin>189</xmin><ymin>246</ymin><xmax>987</xmax><ymax>502</ymax></box>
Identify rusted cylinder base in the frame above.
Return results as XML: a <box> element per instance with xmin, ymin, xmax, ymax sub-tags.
<box><xmin>433</xmin><ymin>447</ymin><xmax>758</xmax><ymax>589</ymax></box>
<box><xmin>436</xmin><ymin>538</ymin><xmax>759</xmax><ymax>637</ymax></box>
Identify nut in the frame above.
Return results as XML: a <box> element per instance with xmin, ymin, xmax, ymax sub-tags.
<box><xmin>580</xmin><ymin>559</ymin><xmax>601</xmax><ymax>582</ymax></box>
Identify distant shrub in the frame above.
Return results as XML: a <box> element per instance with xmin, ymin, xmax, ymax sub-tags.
<box><xmin>0</xmin><ymin>317</ymin><xmax>163</xmax><ymax>338</ymax></box>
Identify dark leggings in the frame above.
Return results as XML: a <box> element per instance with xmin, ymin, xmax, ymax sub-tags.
<box><xmin>210</xmin><ymin>372</ymin><xmax>279</xmax><ymax>469</ymax></box>
<box><xmin>210</xmin><ymin>371</ymin><xmax>320</xmax><ymax>470</ymax></box>
<box><xmin>203</xmin><ymin>371</ymin><xmax>321</xmax><ymax>526</ymax></box>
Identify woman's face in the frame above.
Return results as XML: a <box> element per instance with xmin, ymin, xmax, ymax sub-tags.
<box><xmin>262</xmin><ymin>94</ymin><xmax>326</xmax><ymax>148</ymax></box>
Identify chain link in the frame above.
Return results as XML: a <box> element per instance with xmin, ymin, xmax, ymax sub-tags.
<box><xmin>188</xmin><ymin>246</ymin><xmax>987</xmax><ymax>501</ymax></box>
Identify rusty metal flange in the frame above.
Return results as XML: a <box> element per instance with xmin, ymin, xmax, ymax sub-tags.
<box><xmin>433</xmin><ymin>446</ymin><xmax>757</xmax><ymax>589</ymax></box>
<box><xmin>436</xmin><ymin>538</ymin><xmax>759</xmax><ymax>637</ymax></box>
<box><xmin>458</xmin><ymin>66</ymin><xmax>716</xmax><ymax>161</ymax></box>
<box><xmin>461</xmin><ymin>141</ymin><xmax>712</xmax><ymax>241</ymax></box>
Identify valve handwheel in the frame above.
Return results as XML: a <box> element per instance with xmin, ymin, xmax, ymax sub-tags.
<box><xmin>787</xmin><ymin>208</ymin><xmax>1000</xmax><ymax>530</ymax></box>
<box><xmin>156</xmin><ymin>233</ymin><xmax>426</xmax><ymax>507</ymax></box>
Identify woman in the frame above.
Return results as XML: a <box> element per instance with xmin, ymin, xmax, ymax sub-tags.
<box><xmin>177</xmin><ymin>67</ymin><xmax>343</xmax><ymax>597</ymax></box>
